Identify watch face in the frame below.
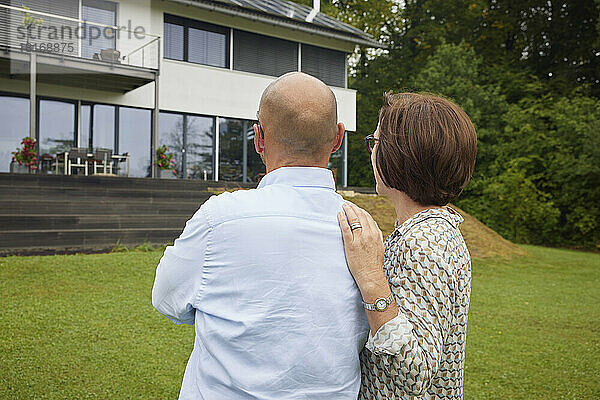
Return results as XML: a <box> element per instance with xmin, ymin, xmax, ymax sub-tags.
<box><xmin>375</xmin><ymin>298</ymin><xmax>387</xmax><ymax>311</ymax></box>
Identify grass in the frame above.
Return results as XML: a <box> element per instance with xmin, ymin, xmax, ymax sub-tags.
<box><xmin>0</xmin><ymin>245</ymin><xmax>598</xmax><ymax>399</ymax></box>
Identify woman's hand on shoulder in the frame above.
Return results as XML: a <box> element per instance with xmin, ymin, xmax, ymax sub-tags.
<box><xmin>337</xmin><ymin>201</ymin><xmax>386</xmax><ymax>290</ymax></box>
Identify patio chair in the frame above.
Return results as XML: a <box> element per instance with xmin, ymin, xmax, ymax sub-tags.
<box><xmin>52</xmin><ymin>152</ymin><xmax>68</xmax><ymax>175</ymax></box>
<box><xmin>100</xmin><ymin>49</ymin><xmax>121</xmax><ymax>64</ymax></box>
<box><xmin>92</xmin><ymin>148</ymin><xmax>114</xmax><ymax>175</ymax></box>
<box><xmin>39</xmin><ymin>153</ymin><xmax>54</xmax><ymax>174</ymax></box>
<box><xmin>112</xmin><ymin>152</ymin><xmax>129</xmax><ymax>176</ymax></box>
<box><xmin>68</xmin><ymin>148</ymin><xmax>89</xmax><ymax>176</ymax></box>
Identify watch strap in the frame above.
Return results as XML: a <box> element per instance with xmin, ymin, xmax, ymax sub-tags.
<box><xmin>362</xmin><ymin>292</ymin><xmax>394</xmax><ymax>312</ymax></box>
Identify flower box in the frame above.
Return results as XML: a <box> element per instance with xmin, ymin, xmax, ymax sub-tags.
<box><xmin>159</xmin><ymin>169</ymin><xmax>176</xmax><ymax>179</ymax></box>
<box><xmin>10</xmin><ymin>161</ymin><xmax>33</xmax><ymax>174</ymax></box>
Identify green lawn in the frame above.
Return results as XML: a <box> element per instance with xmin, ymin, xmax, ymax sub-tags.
<box><xmin>1</xmin><ymin>246</ymin><xmax>599</xmax><ymax>399</ymax></box>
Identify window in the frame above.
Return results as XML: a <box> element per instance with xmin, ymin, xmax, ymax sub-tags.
<box><xmin>164</xmin><ymin>22</ymin><xmax>184</xmax><ymax>61</ymax></box>
<box><xmin>119</xmin><ymin>107</ymin><xmax>152</xmax><ymax>178</ymax></box>
<box><xmin>79</xmin><ymin>103</ymin><xmax>116</xmax><ymax>151</ymax></box>
<box><xmin>0</xmin><ymin>95</ymin><xmax>29</xmax><ymax>173</ymax></box>
<box><xmin>186</xmin><ymin>116</ymin><xmax>215</xmax><ymax>180</ymax></box>
<box><xmin>79</xmin><ymin>104</ymin><xmax>91</xmax><ymax>149</ymax></box>
<box><xmin>93</xmin><ymin>104</ymin><xmax>116</xmax><ymax>150</ymax></box>
<box><xmin>245</xmin><ymin>123</ymin><xmax>265</xmax><ymax>183</ymax></box>
<box><xmin>164</xmin><ymin>14</ymin><xmax>229</xmax><ymax>68</ymax></box>
<box><xmin>301</xmin><ymin>44</ymin><xmax>346</xmax><ymax>87</ymax></box>
<box><xmin>79</xmin><ymin>103</ymin><xmax>152</xmax><ymax>177</ymax></box>
<box><xmin>233</xmin><ymin>30</ymin><xmax>297</xmax><ymax>77</ymax></box>
<box><xmin>219</xmin><ymin>118</ymin><xmax>264</xmax><ymax>182</ymax></box>
<box><xmin>1</xmin><ymin>0</ymin><xmax>79</xmax><ymax>56</ymax></box>
<box><xmin>328</xmin><ymin>133</ymin><xmax>346</xmax><ymax>186</ymax></box>
<box><xmin>82</xmin><ymin>0</ymin><xmax>117</xmax><ymax>60</ymax></box>
<box><xmin>159</xmin><ymin>112</ymin><xmax>215</xmax><ymax>179</ymax></box>
<box><xmin>38</xmin><ymin>99</ymin><xmax>76</xmax><ymax>156</ymax></box>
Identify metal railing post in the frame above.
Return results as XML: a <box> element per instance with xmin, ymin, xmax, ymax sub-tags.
<box><xmin>29</xmin><ymin>52</ymin><xmax>37</xmax><ymax>152</ymax></box>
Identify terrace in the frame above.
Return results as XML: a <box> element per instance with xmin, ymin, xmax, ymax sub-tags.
<box><xmin>0</xmin><ymin>3</ymin><xmax>161</xmax><ymax>176</ymax></box>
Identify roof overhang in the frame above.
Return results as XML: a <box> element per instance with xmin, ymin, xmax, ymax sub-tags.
<box><xmin>167</xmin><ymin>0</ymin><xmax>383</xmax><ymax>48</ymax></box>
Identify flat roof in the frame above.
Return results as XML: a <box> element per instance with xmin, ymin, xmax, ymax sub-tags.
<box><xmin>171</xmin><ymin>0</ymin><xmax>382</xmax><ymax>48</ymax></box>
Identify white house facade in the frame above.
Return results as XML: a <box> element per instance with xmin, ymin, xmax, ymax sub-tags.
<box><xmin>0</xmin><ymin>0</ymin><xmax>378</xmax><ymax>185</ymax></box>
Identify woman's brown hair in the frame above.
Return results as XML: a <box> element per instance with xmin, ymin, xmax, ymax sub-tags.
<box><xmin>375</xmin><ymin>92</ymin><xmax>477</xmax><ymax>206</ymax></box>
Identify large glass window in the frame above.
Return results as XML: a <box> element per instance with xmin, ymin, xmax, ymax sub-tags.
<box><xmin>158</xmin><ymin>112</ymin><xmax>184</xmax><ymax>177</ymax></box>
<box><xmin>328</xmin><ymin>133</ymin><xmax>346</xmax><ymax>187</ymax></box>
<box><xmin>79</xmin><ymin>103</ymin><xmax>150</xmax><ymax>176</ymax></box>
<box><xmin>219</xmin><ymin>118</ymin><xmax>264</xmax><ymax>182</ymax></box>
<box><xmin>164</xmin><ymin>14</ymin><xmax>229</xmax><ymax>68</ymax></box>
<box><xmin>93</xmin><ymin>104</ymin><xmax>115</xmax><ymax>150</ymax></box>
<box><xmin>38</xmin><ymin>99</ymin><xmax>76</xmax><ymax>156</ymax></box>
<box><xmin>79</xmin><ymin>103</ymin><xmax>115</xmax><ymax>151</ymax></box>
<box><xmin>159</xmin><ymin>112</ymin><xmax>215</xmax><ymax>179</ymax></box>
<box><xmin>79</xmin><ymin>104</ymin><xmax>91</xmax><ymax>149</ymax></box>
<box><xmin>186</xmin><ymin>116</ymin><xmax>214</xmax><ymax>180</ymax></box>
<box><xmin>245</xmin><ymin>122</ymin><xmax>265</xmax><ymax>183</ymax></box>
<box><xmin>218</xmin><ymin>118</ymin><xmax>243</xmax><ymax>182</ymax></box>
<box><xmin>119</xmin><ymin>107</ymin><xmax>151</xmax><ymax>178</ymax></box>
<box><xmin>0</xmin><ymin>95</ymin><xmax>29</xmax><ymax>173</ymax></box>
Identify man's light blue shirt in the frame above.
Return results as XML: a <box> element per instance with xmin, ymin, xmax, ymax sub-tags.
<box><xmin>152</xmin><ymin>167</ymin><xmax>369</xmax><ymax>400</ymax></box>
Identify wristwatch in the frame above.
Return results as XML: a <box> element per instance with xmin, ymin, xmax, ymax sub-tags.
<box><xmin>362</xmin><ymin>293</ymin><xmax>394</xmax><ymax>312</ymax></box>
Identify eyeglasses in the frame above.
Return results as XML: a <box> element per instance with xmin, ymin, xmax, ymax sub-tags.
<box><xmin>365</xmin><ymin>134</ymin><xmax>380</xmax><ymax>153</ymax></box>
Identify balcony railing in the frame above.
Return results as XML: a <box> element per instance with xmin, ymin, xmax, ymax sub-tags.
<box><xmin>0</xmin><ymin>3</ymin><xmax>160</xmax><ymax>70</ymax></box>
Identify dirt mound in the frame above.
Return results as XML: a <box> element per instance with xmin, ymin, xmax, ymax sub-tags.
<box><xmin>341</xmin><ymin>192</ymin><xmax>526</xmax><ymax>259</ymax></box>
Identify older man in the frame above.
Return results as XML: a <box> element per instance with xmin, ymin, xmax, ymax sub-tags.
<box><xmin>152</xmin><ymin>72</ymin><xmax>369</xmax><ymax>399</ymax></box>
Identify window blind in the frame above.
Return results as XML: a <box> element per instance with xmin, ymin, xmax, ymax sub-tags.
<box><xmin>301</xmin><ymin>44</ymin><xmax>346</xmax><ymax>87</ymax></box>
<box><xmin>233</xmin><ymin>30</ymin><xmax>298</xmax><ymax>77</ymax></box>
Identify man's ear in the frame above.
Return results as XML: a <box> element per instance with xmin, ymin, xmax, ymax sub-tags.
<box><xmin>253</xmin><ymin>123</ymin><xmax>264</xmax><ymax>154</ymax></box>
<box><xmin>331</xmin><ymin>123</ymin><xmax>345</xmax><ymax>153</ymax></box>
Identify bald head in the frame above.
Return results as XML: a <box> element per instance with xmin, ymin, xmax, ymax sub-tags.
<box><xmin>258</xmin><ymin>72</ymin><xmax>338</xmax><ymax>160</ymax></box>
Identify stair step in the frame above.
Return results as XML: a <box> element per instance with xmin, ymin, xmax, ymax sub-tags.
<box><xmin>0</xmin><ymin>186</ymin><xmax>218</xmax><ymax>202</ymax></box>
<box><xmin>0</xmin><ymin>214</ymin><xmax>192</xmax><ymax>231</ymax></box>
<box><xmin>0</xmin><ymin>173</ymin><xmax>256</xmax><ymax>190</ymax></box>
<box><xmin>0</xmin><ymin>228</ymin><xmax>182</xmax><ymax>254</ymax></box>
<box><xmin>0</xmin><ymin>198</ymin><xmax>204</xmax><ymax>214</ymax></box>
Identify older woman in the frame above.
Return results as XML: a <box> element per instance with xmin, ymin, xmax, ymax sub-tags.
<box><xmin>338</xmin><ymin>92</ymin><xmax>477</xmax><ymax>399</ymax></box>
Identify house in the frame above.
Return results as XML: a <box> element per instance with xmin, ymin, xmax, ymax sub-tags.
<box><xmin>0</xmin><ymin>0</ymin><xmax>379</xmax><ymax>186</ymax></box>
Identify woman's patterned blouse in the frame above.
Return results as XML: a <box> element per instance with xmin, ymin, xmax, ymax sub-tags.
<box><xmin>359</xmin><ymin>207</ymin><xmax>472</xmax><ymax>400</ymax></box>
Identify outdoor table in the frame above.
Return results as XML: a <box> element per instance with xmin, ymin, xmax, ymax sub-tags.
<box><xmin>56</xmin><ymin>151</ymin><xmax>130</xmax><ymax>176</ymax></box>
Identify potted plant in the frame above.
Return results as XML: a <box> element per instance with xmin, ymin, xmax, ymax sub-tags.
<box><xmin>156</xmin><ymin>144</ymin><xmax>177</xmax><ymax>179</ymax></box>
<box><xmin>10</xmin><ymin>137</ymin><xmax>38</xmax><ymax>174</ymax></box>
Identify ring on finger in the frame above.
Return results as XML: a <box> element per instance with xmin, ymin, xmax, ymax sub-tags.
<box><xmin>350</xmin><ymin>222</ymin><xmax>362</xmax><ymax>231</ymax></box>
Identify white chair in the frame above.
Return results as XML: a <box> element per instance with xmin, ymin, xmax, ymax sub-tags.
<box><xmin>67</xmin><ymin>148</ymin><xmax>89</xmax><ymax>176</ymax></box>
<box><xmin>92</xmin><ymin>148</ymin><xmax>114</xmax><ymax>175</ymax></box>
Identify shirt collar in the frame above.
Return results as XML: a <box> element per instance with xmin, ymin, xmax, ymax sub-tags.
<box><xmin>257</xmin><ymin>167</ymin><xmax>336</xmax><ymax>190</ymax></box>
<box><xmin>393</xmin><ymin>206</ymin><xmax>464</xmax><ymax>238</ymax></box>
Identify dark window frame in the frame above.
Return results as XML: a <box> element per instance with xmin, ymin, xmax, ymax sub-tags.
<box><xmin>159</xmin><ymin>109</ymin><xmax>217</xmax><ymax>180</ymax></box>
<box><xmin>36</xmin><ymin>96</ymin><xmax>78</xmax><ymax>156</ymax></box>
<box><xmin>164</xmin><ymin>13</ymin><xmax>230</xmax><ymax>68</ymax></box>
